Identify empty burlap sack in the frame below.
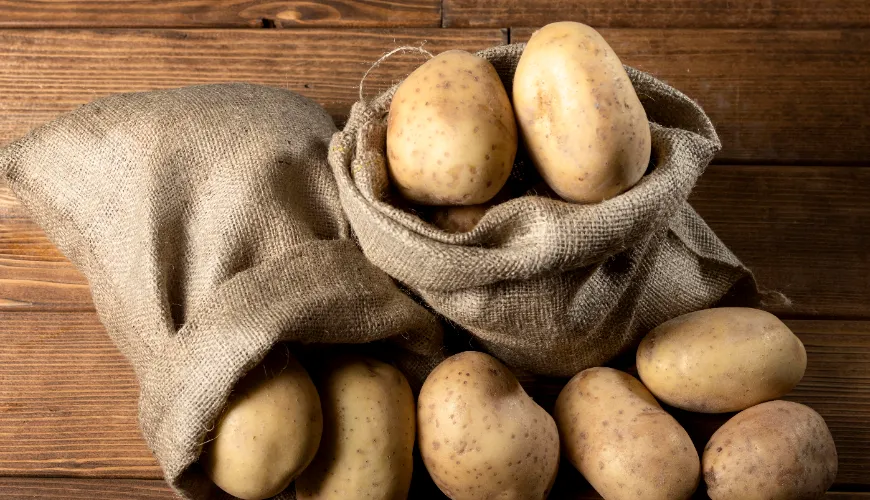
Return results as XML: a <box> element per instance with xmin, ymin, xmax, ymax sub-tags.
<box><xmin>0</xmin><ymin>83</ymin><xmax>443</xmax><ymax>499</ymax></box>
<box><xmin>329</xmin><ymin>44</ymin><xmax>758</xmax><ymax>377</ymax></box>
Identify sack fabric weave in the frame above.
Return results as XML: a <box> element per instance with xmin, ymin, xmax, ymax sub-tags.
<box><xmin>0</xmin><ymin>83</ymin><xmax>443</xmax><ymax>499</ymax></box>
<box><xmin>329</xmin><ymin>43</ymin><xmax>758</xmax><ymax>377</ymax></box>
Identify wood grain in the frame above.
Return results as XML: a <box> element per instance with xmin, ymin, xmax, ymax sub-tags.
<box><xmin>444</xmin><ymin>0</ymin><xmax>870</xmax><ymax>29</ymax></box>
<box><xmin>690</xmin><ymin>166</ymin><xmax>870</xmax><ymax>318</ymax></box>
<box><xmin>3</xmin><ymin>165</ymin><xmax>867</xmax><ymax>317</ymax></box>
<box><xmin>0</xmin><ymin>478</ymin><xmax>174</xmax><ymax>499</ymax></box>
<box><xmin>510</xmin><ymin>28</ymin><xmax>870</xmax><ymax>164</ymax></box>
<box><xmin>0</xmin><ymin>311</ymin><xmax>160</xmax><ymax>478</ymax></box>
<box><xmin>0</xmin><ymin>28</ymin><xmax>506</xmax><ymax>146</ymax></box>
<box><xmin>0</xmin><ymin>478</ymin><xmax>865</xmax><ymax>499</ymax></box>
<box><xmin>1</xmin><ymin>29</ymin><xmax>868</xmax><ymax>163</ymax></box>
<box><xmin>0</xmin><ymin>310</ymin><xmax>866</xmax><ymax>485</ymax></box>
<box><xmin>0</xmin><ymin>1</ymin><xmax>441</xmax><ymax>28</ymax></box>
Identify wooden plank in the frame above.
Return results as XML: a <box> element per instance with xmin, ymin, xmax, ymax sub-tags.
<box><xmin>0</xmin><ymin>478</ymin><xmax>865</xmax><ymax>500</ymax></box>
<box><xmin>0</xmin><ymin>478</ymin><xmax>174</xmax><ymax>499</ymax></box>
<box><xmin>0</xmin><ymin>311</ymin><xmax>160</xmax><ymax>478</ymax></box>
<box><xmin>0</xmin><ymin>1</ymin><xmax>441</xmax><ymax>28</ymax></box>
<box><xmin>510</xmin><ymin>28</ymin><xmax>870</xmax><ymax>164</ymax></box>
<box><xmin>690</xmin><ymin>166</ymin><xmax>870</xmax><ymax>319</ymax></box>
<box><xmin>0</xmin><ymin>28</ymin><xmax>507</xmax><ymax>147</ymax></box>
<box><xmin>3</xmin><ymin>165</ymin><xmax>868</xmax><ymax>317</ymax></box>
<box><xmin>444</xmin><ymin>0</ymin><xmax>870</xmax><ymax>29</ymax></box>
<box><xmin>0</xmin><ymin>310</ymin><xmax>867</xmax><ymax>486</ymax></box>
<box><xmin>1</xmin><ymin>29</ymin><xmax>868</xmax><ymax>163</ymax></box>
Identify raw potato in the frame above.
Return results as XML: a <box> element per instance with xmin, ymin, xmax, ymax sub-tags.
<box><xmin>296</xmin><ymin>355</ymin><xmax>415</xmax><ymax>500</ymax></box>
<box><xmin>513</xmin><ymin>21</ymin><xmax>651</xmax><ymax>203</ymax></box>
<box><xmin>555</xmin><ymin>367</ymin><xmax>699</xmax><ymax>500</ymax></box>
<box><xmin>202</xmin><ymin>349</ymin><xmax>322</xmax><ymax>500</ymax></box>
<box><xmin>703</xmin><ymin>400</ymin><xmax>838</xmax><ymax>500</ymax></box>
<box><xmin>637</xmin><ymin>307</ymin><xmax>807</xmax><ymax>413</ymax></box>
<box><xmin>430</xmin><ymin>204</ymin><xmax>490</xmax><ymax>233</ymax></box>
<box><xmin>418</xmin><ymin>351</ymin><xmax>559</xmax><ymax>499</ymax></box>
<box><xmin>387</xmin><ymin>50</ymin><xmax>517</xmax><ymax>205</ymax></box>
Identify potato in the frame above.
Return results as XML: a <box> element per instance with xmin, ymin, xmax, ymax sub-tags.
<box><xmin>387</xmin><ymin>50</ymin><xmax>517</xmax><ymax>205</ymax></box>
<box><xmin>296</xmin><ymin>355</ymin><xmax>415</xmax><ymax>500</ymax></box>
<box><xmin>418</xmin><ymin>351</ymin><xmax>559</xmax><ymax>499</ymax></box>
<box><xmin>513</xmin><ymin>21</ymin><xmax>651</xmax><ymax>203</ymax></box>
<box><xmin>555</xmin><ymin>367</ymin><xmax>699</xmax><ymax>500</ymax></box>
<box><xmin>429</xmin><ymin>204</ymin><xmax>490</xmax><ymax>233</ymax></box>
<box><xmin>637</xmin><ymin>307</ymin><xmax>807</xmax><ymax>413</ymax></box>
<box><xmin>703</xmin><ymin>400</ymin><xmax>838</xmax><ymax>500</ymax></box>
<box><xmin>202</xmin><ymin>349</ymin><xmax>322</xmax><ymax>500</ymax></box>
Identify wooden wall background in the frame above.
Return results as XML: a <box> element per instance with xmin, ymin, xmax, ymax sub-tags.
<box><xmin>0</xmin><ymin>1</ymin><xmax>867</xmax><ymax>498</ymax></box>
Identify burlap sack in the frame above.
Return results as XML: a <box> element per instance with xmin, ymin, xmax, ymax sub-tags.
<box><xmin>329</xmin><ymin>44</ymin><xmax>758</xmax><ymax>377</ymax></box>
<box><xmin>0</xmin><ymin>83</ymin><xmax>443</xmax><ymax>499</ymax></box>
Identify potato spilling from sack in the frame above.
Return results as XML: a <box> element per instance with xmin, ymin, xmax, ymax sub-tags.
<box><xmin>418</xmin><ymin>351</ymin><xmax>559</xmax><ymax>499</ymax></box>
<box><xmin>703</xmin><ymin>400</ymin><xmax>838</xmax><ymax>500</ymax></box>
<box><xmin>386</xmin><ymin>50</ymin><xmax>517</xmax><ymax>205</ymax></box>
<box><xmin>296</xmin><ymin>355</ymin><xmax>415</xmax><ymax>500</ymax></box>
<box><xmin>555</xmin><ymin>367</ymin><xmax>699</xmax><ymax>500</ymax></box>
<box><xmin>637</xmin><ymin>308</ymin><xmax>807</xmax><ymax>413</ymax></box>
<box><xmin>513</xmin><ymin>22</ymin><xmax>651</xmax><ymax>203</ymax></box>
<box><xmin>202</xmin><ymin>349</ymin><xmax>323</xmax><ymax>500</ymax></box>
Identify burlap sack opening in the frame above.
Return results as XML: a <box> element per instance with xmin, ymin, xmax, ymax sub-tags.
<box><xmin>0</xmin><ymin>83</ymin><xmax>443</xmax><ymax>499</ymax></box>
<box><xmin>329</xmin><ymin>43</ymin><xmax>759</xmax><ymax>377</ymax></box>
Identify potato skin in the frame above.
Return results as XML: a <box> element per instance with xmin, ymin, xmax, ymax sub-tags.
<box><xmin>513</xmin><ymin>21</ymin><xmax>651</xmax><ymax>203</ymax></box>
<box><xmin>637</xmin><ymin>308</ymin><xmax>807</xmax><ymax>413</ymax></box>
<box><xmin>703</xmin><ymin>400</ymin><xmax>838</xmax><ymax>500</ymax></box>
<box><xmin>429</xmin><ymin>204</ymin><xmax>490</xmax><ymax>233</ymax></box>
<box><xmin>296</xmin><ymin>355</ymin><xmax>415</xmax><ymax>500</ymax></box>
<box><xmin>555</xmin><ymin>367</ymin><xmax>699</xmax><ymax>500</ymax></box>
<box><xmin>387</xmin><ymin>50</ymin><xmax>517</xmax><ymax>205</ymax></box>
<box><xmin>418</xmin><ymin>351</ymin><xmax>559</xmax><ymax>500</ymax></box>
<box><xmin>202</xmin><ymin>349</ymin><xmax>323</xmax><ymax>500</ymax></box>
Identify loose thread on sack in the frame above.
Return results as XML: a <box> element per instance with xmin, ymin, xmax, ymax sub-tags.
<box><xmin>358</xmin><ymin>45</ymin><xmax>435</xmax><ymax>105</ymax></box>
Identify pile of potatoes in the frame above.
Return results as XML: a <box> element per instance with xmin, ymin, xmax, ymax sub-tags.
<box><xmin>199</xmin><ymin>308</ymin><xmax>836</xmax><ymax>500</ymax></box>
<box><xmin>198</xmin><ymin>22</ymin><xmax>838</xmax><ymax>500</ymax></box>
<box><xmin>386</xmin><ymin>21</ymin><xmax>651</xmax><ymax>231</ymax></box>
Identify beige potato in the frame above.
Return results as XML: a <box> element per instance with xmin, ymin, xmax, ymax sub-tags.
<box><xmin>418</xmin><ymin>351</ymin><xmax>559</xmax><ymax>499</ymax></box>
<box><xmin>637</xmin><ymin>307</ymin><xmax>807</xmax><ymax>413</ymax></box>
<box><xmin>513</xmin><ymin>21</ymin><xmax>651</xmax><ymax>203</ymax></box>
<box><xmin>703</xmin><ymin>400</ymin><xmax>838</xmax><ymax>500</ymax></box>
<box><xmin>296</xmin><ymin>355</ymin><xmax>415</xmax><ymax>500</ymax></box>
<box><xmin>387</xmin><ymin>50</ymin><xmax>517</xmax><ymax>205</ymax></box>
<box><xmin>555</xmin><ymin>367</ymin><xmax>699</xmax><ymax>500</ymax></box>
<box><xmin>429</xmin><ymin>204</ymin><xmax>490</xmax><ymax>233</ymax></box>
<box><xmin>202</xmin><ymin>348</ymin><xmax>323</xmax><ymax>500</ymax></box>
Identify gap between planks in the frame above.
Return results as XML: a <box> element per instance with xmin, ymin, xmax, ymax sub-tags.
<box><xmin>2</xmin><ymin>165</ymin><xmax>868</xmax><ymax>318</ymax></box>
<box><xmin>0</xmin><ymin>28</ymin><xmax>867</xmax><ymax>163</ymax></box>
<box><xmin>0</xmin><ymin>311</ymin><xmax>867</xmax><ymax>485</ymax></box>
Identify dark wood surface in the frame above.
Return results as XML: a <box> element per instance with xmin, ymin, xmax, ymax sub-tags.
<box><xmin>0</xmin><ymin>1</ymin><xmax>867</xmax><ymax>498</ymax></box>
<box><xmin>0</xmin><ymin>478</ymin><xmax>866</xmax><ymax>500</ymax></box>
<box><xmin>0</xmin><ymin>309</ymin><xmax>867</xmax><ymax>488</ymax></box>
<box><xmin>444</xmin><ymin>0</ymin><xmax>870</xmax><ymax>29</ymax></box>
<box><xmin>4</xmin><ymin>165</ymin><xmax>868</xmax><ymax>317</ymax></box>
<box><xmin>2</xmin><ymin>28</ymin><xmax>868</xmax><ymax>164</ymax></box>
<box><xmin>0</xmin><ymin>0</ymin><xmax>442</xmax><ymax>28</ymax></box>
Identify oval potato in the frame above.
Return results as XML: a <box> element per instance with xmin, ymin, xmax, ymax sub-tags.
<box><xmin>202</xmin><ymin>349</ymin><xmax>323</xmax><ymax>500</ymax></box>
<box><xmin>387</xmin><ymin>50</ymin><xmax>517</xmax><ymax>205</ymax></box>
<box><xmin>703</xmin><ymin>400</ymin><xmax>838</xmax><ymax>500</ymax></box>
<box><xmin>418</xmin><ymin>351</ymin><xmax>559</xmax><ymax>499</ymax></box>
<box><xmin>555</xmin><ymin>367</ymin><xmax>699</xmax><ymax>500</ymax></box>
<box><xmin>296</xmin><ymin>355</ymin><xmax>415</xmax><ymax>500</ymax></box>
<box><xmin>513</xmin><ymin>21</ymin><xmax>651</xmax><ymax>203</ymax></box>
<box><xmin>637</xmin><ymin>308</ymin><xmax>807</xmax><ymax>413</ymax></box>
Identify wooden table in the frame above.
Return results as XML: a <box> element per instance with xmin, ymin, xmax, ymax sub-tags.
<box><xmin>0</xmin><ymin>1</ymin><xmax>867</xmax><ymax>498</ymax></box>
